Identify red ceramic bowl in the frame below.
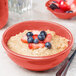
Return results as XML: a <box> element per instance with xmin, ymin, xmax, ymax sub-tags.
<box><xmin>0</xmin><ymin>0</ymin><xmax>8</xmax><ymax>29</ymax></box>
<box><xmin>2</xmin><ymin>21</ymin><xmax>73</xmax><ymax>71</ymax></box>
<box><xmin>46</xmin><ymin>0</ymin><xmax>76</xmax><ymax>19</ymax></box>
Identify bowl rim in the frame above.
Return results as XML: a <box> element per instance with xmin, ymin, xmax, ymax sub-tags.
<box><xmin>45</xmin><ymin>0</ymin><xmax>76</xmax><ymax>15</ymax></box>
<box><xmin>2</xmin><ymin>20</ymin><xmax>73</xmax><ymax>60</ymax></box>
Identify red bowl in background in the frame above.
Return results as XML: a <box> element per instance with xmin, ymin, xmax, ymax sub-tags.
<box><xmin>2</xmin><ymin>21</ymin><xmax>73</xmax><ymax>71</ymax></box>
<box><xmin>46</xmin><ymin>0</ymin><xmax>76</xmax><ymax>19</ymax></box>
<box><xmin>0</xmin><ymin>0</ymin><xmax>8</xmax><ymax>29</ymax></box>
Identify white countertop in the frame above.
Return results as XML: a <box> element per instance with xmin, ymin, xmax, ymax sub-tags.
<box><xmin>0</xmin><ymin>0</ymin><xmax>76</xmax><ymax>76</ymax></box>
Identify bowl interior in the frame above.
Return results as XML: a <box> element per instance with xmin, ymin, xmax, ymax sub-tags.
<box><xmin>3</xmin><ymin>21</ymin><xmax>73</xmax><ymax>51</ymax></box>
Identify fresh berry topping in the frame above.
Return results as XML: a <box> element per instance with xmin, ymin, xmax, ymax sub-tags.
<box><xmin>33</xmin><ymin>35</ymin><xmax>38</xmax><ymax>39</ymax></box>
<box><xmin>54</xmin><ymin>9</ymin><xmax>64</xmax><ymax>13</ymax></box>
<box><xmin>33</xmin><ymin>35</ymin><xmax>43</xmax><ymax>43</ymax></box>
<box><xmin>27</xmin><ymin>36</ymin><xmax>34</xmax><ymax>43</ymax></box>
<box><xmin>33</xmin><ymin>39</ymin><xmax>39</xmax><ymax>44</ymax></box>
<box><xmin>32</xmin><ymin>30</ymin><xmax>40</xmax><ymax>35</ymax></box>
<box><xmin>38</xmin><ymin>34</ymin><xmax>45</xmax><ymax>41</ymax></box>
<box><xmin>26</xmin><ymin>32</ymin><xmax>33</xmax><ymax>37</ymax></box>
<box><xmin>29</xmin><ymin>43</ymin><xmax>45</xmax><ymax>49</ymax></box>
<box><xmin>49</xmin><ymin>3</ymin><xmax>59</xmax><ymax>10</ymax></box>
<box><xmin>22</xmin><ymin>30</ymin><xmax>52</xmax><ymax>49</ymax></box>
<box><xmin>64</xmin><ymin>0</ymin><xmax>66</xmax><ymax>1</ymax></box>
<box><xmin>21</xmin><ymin>35</ymin><xmax>28</xmax><ymax>43</ymax></box>
<box><xmin>40</xmin><ymin>31</ymin><xmax>47</xmax><ymax>37</ymax></box>
<box><xmin>45</xmin><ymin>42</ymin><xmax>52</xmax><ymax>49</ymax></box>
<box><xmin>66</xmin><ymin>11</ymin><xmax>73</xmax><ymax>13</ymax></box>
<box><xmin>59</xmin><ymin>1</ymin><xmax>70</xmax><ymax>11</ymax></box>
<box><xmin>44</xmin><ymin>34</ymin><xmax>52</xmax><ymax>43</ymax></box>
<box><xmin>52</xmin><ymin>1</ymin><xmax>57</xmax><ymax>3</ymax></box>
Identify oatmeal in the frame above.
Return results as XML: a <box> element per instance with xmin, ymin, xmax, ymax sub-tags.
<box><xmin>7</xmin><ymin>30</ymin><xmax>68</xmax><ymax>56</ymax></box>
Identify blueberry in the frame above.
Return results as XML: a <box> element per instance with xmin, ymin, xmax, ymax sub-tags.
<box><xmin>26</xmin><ymin>32</ymin><xmax>33</xmax><ymax>37</ymax></box>
<box><xmin>38</xmin><ymin>34</ymin><xmax>45</xmax><ymax>41</ymax></box>
<box><xmin>45</xmin><ymin>42</ymin><xmax>52</xmax><ymax>49</ymax></box>
<box><xmin>66</xmin><ymin>11</ymin><xmax>73</xmax><ymax>13</ymax></box>
<box><xmin>52</xmin><ymin>1</ymin><xmax>57</xmax><ymax>3</ymax></box>
<box><xmin>27</xmin><ymin>36</ymin><xmax>34</xmax><ymax>43</ymax></box>
<box><xmin>64</xmin><ymin>0</ymin><xmax>66</xmax><ymax>1</ymax></box>
<box><xmin>33</xmin><ymin>39</ymin><xmax>39</xmax><ymax>44</ymax></box>
<box><xmin>49</xmin><ymin>3</ymin><xmax>59</xmax><ymax>10</ymax></box>
<box><xmin>40</xmin><ymin>31</ymin><xmax>47</xmax><ymax>37</ymax></box>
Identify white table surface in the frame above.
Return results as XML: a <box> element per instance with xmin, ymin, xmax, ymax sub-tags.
<box><xmin>0</xmin><ymin>0</ymin><xmax>76</xmax><ymax>76</ymax></box>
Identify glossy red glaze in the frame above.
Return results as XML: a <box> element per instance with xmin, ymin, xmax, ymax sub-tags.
<box><xmin>46</xmin><ymin>0</ymin><xmax>76</xmax><ymax>19</ymax></box>
<box><xmin>0</xmin><ymin>0</ymin><xmax>8</xmax><ymax>29</ymax></box>
<box><xmin>2</xmin><ymin>21</ymin><xmax>73</xmax><ymax>71</ymax></box>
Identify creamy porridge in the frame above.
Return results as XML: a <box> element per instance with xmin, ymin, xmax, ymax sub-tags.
<box><xmin>7</xmin><ymin>30</ymin><xmax>68</xmax><ymax>56</ymax></box>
